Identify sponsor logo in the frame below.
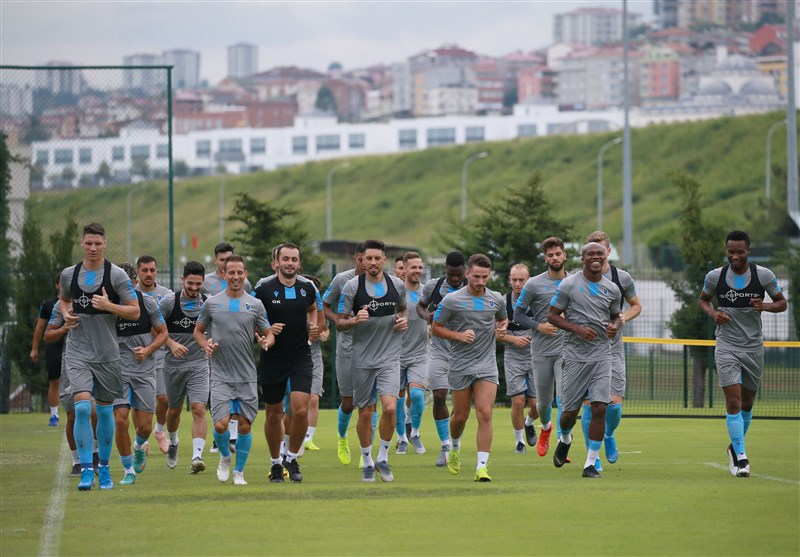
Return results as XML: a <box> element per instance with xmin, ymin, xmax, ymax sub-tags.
<box><xmin>173</xmin><ymin>317</ymin><xmax>196</xmax><ymax>329</ymax></box>
<box><xmin>75</xmin><ymin>294</ymin><xmax>91</xmax><ymax>308</ymax></box>
<box><xmin>720</xmin><ymin>290</ymin><xmax>760</xmax><ymax>303</ymax></box>
<box><xmin>272</xmin><ymin>300</ymin><xmax>281</xmax><ymax>304</ymax></box>
<box><xmin>274</xmin><ymin>291</ymin><xmax>279</xmax><ymax>298</ymax></box>
<box><xmin>366</xmin><ymin>299</ymin><xmax>396</xmax><ymax>312</ymax></box>
<box><xmin>117</xmin><ymin>320</ymin><xmax>141</xmax><ymax>330</ymax></box>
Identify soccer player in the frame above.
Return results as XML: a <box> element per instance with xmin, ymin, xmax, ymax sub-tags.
<box><xmin>194</xmin><ymin>255</ymin><xmax>273</xmax><ymax>486</ymax></box>
<box><xmin>417</xmin><ymin>251</ymin><xmax>467</xmax><ymax>467</ymax></box>
<box><xmin>135</xmin><ymin>255</ymin><xmax>173</xmax><ymax>455</ymax></box>
<box><xmin>321</xmin><ymin>243</ymin><xmax>366</xmax><ymax>465</ymax></box>
<box><xmin>303</xmin><ymin>274</ymin><xmax>329</xmax><ymax>452</ymax></box>
<box><xmin>59</xmin><ymin>222</ymin><xmax>140</xmax><ymax>491</ymax></box>
<box><xmin>113</xmin><ymin>263</ymin><xmax>168</xmax><ymax>485</ymax></box>
<box><xmin>547</xmin><ymin>242</ymin><xmax>622</xmax><ymax>478</ymax></box>
<box><xmin>253</xmin><ymin>243</ymin><xmax>318</xmax><ymax>483</ymax></box>
<box><xmin>514</xmin><ymin>237</ymin><xmax>569</xmax><ymax>458</ymax></box>
<box><xmin>337</xmin><ymin>240</ymin><xmax>408</xmax><ymax>482</ymax></box>
<box><xmin>580</xmin><ymin>231</ymin><xmax>642</xmax><ymax>470</ymax></box>
<box><xmin>499</xmin><ymin>263</ymin><xmax>538</xmax><ymax>454</ymax></box>
<box><xmin>698</xmin><ymin>230</ymin><xmax>786</xmax><ymax>477</ymax></box>
<box><xmin>160</xmin><ymin>261</ymin><xmax>209</xmax><ymax>474</ymax></box>
<box><xmin>31</xmin><ymin>273</ymin><xmax>64</xmax><ymax>426</ymax></box>
<box><xmin>393</xmin><ymin>256</ymin><xmax>406</xmax><ymax>281</ymax></box>
<box><xmin>432</xmin><ymin>254</ymin><xmax>507</xmax><ymax>482</ymax></box>
<box><xmin>396</xmin><ymin>252</ymin><xmax>428</xmax><ymax>455</ymax></box>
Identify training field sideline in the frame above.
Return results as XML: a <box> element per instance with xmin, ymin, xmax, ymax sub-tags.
<box><xmin>1</xmin><ymin>411</ymin><xmax>798</xmax><ymax>557</ymax></box>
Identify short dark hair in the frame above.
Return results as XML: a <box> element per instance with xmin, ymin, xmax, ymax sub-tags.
<box><xmin>541</xmin><ymin>237</ymin><xmax>565</xmax><ymax>254</ymax></box>
<box><xmin>302</xmin><ymin>274</ymin><xmax>322</xmax><ymax>290</ymax></box>
<box><xmin>354</xmin><ymin>242</ymin><xmax>365</xmax><ymax>255</ymax></box>
<box><xmin>224</xmin><ymin>254</ymin><xmax>246</xmax><ymax>270</ymax></box>
<box><xmin>183</xmin><ymin>261</ymin><xmax>205</xmax><ymax>278</ymax></box>
<box><xmin>136</xmin><ymin>255</ymin><xmax>157</xmax><ymax>268</ymax></box>
<box><xmin>118</xmin><ymin>262</ymin><xmax>137</xmax><ymax>280</ymax></box>
<box><xmin>276</xmin><ymin>242</ymin><xmax>301</xmax><ymax>260</ymax></box>
<box><xmin>395</xmin><ymin>255</ymin><xmax>404</xmax><ymax>263</ymax></box>
<box><xmin>726</xmin><ymin>230</ymin><xmax>750</xmax><ymax>247</ymax></box>
<box><xmin>54</xmin><ymin>272</ymin><xmax>62</xmax><ymax>285</ymax></box>
<box><xmin>403</xmin><ymin>251</ymin><xmax>422</xmax><ymax>265</ymax></box>
<box><xmin>445</xmin><ymin>251</ymin><xmax>465</xmax><ymax>268</ymax></box>
<box><xmin>467</xmin><ymin>254</ymin><xmax>492</xmax><ymax>269</ymax></box>
<box><xmin>83</xmin><ymin>222</ymin><xmax>105</xmax><ymax>237</ymax></box>
<box><xmin>363</xmin><ymin>239</ymin><xmax>385</xmax><ymax>253</ymax></box>
<box><xmin>214</xmin><ymin>242</ymin><xmax>234</xmax><ymax>256</ymax></box>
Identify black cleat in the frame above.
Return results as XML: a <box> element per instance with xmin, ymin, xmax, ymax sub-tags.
<box><xmin>524</xmin><ymin>423</ymin><xmax>537</xmax><ymax>446</ymax></box>
<box><xmin>285</xmin><ymin>458</ymin><xmax>303</xmax><ymax>483</ymax></box>
<box><xmin>726</xmin><ymin>443</ymin><xmax>739</xmax><ymax>476</ymax></box>
<box><xmin>736</xmin><ymin>458</ymin><xmax>750</xmax><ymax>477</ymax></box>
<box><xmin>553</xmin><ymin>440</ymin><xmax>571</xmax><ymax>468</ymax></box>
<box><xmin>582</xmin><ymin>465</ymin><xmax>602</xmax><ymax>478</ymax></box>
<box><xmin>269</xmin><ymin>463</ymin><xmax>284</xmax><ymax>483</ymax></box>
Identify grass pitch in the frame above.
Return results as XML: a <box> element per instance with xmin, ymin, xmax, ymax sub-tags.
<box><xmin>1</xmin><ymin>410</ymin><xmax>798</xmax><ymax>556</ymax></box>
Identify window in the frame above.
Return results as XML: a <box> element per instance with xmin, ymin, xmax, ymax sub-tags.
<box><xmin>546</xmin><ymin>123</ymin><xmax>561</xmax><ymax>135</ymax></box>
<box><xmin>196</xmin><ymin>140</ymin><xmax>211</xmax><ymax>158</ymax></box>
<box><xmin>79</xmin><ymin>148</ymin><xmax>92</xmax><ymax>165</ymax></box>
<box><xmin>465</xmin><ymin>126</ymin><xmax>485</xmax><ymax>143</ymax></box>
<box><xmin>112</xmin><ymin>146</ymin><xmax>124</xmax><ymax>161</ymax></box>
<box><xmin>349</xmin><ymin>133</ymin><xmax>365</xmax><ymax>149</ymax></box>
<box><xmin>398</xmin><ymin>129</ymin><xmax>417</xmax><ymax>149</ymax></box>
<box><xmin>250</xmin><ymin>138</ymin><xmax>266</xmax><ymax>155</ymax></box>
<box><xmin>35</xmin><ymin>150</ymin><xmax>49</xmax><ymax>165</ymax></box>
<box><xmin>427</xmin><ymin>127</ymin><xmax>455</xmax><ymax>146</ymax></box>
<box><xmin>156</xmin><ymin>144</ymin><xmax>169</xmax><ymax>159</ymax></box>
<box><xmin>518</xmin><ymin>124</ymin><xmax>537</xmax><ymax>137</ymax></box>
<box><xmin>54</xmin><ymin>149</ymin><xmax>73</xmax><ymax>164</ymax></box>
<box><xmin>219</xmin><ymin>139</ymin><xmax>242</xmax><ymax>154</ymax></box>
<box><xmin>131</xmin><ymin>145</ymin><xmax>150</xmax><ymax>160</ymax></box>
<box><xmin>316</xmin><ymin>135</ymin><xmax>340</xmax><ymax>151</ymax></box>
<box><xmin>292</xmin><ymin>136</ymin><xmax>308</xmax><ymax>155</ymax></box>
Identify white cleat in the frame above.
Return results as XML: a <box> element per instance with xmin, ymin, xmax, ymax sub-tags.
<box><xmin>232</xmin><ymin>471</ymin><xmax>247</xmax><ymax>485</ymax></box>
<box><xmin>217</xmin><ymin>456</ymin><xmax>231</xmax><ymax>482</ymax></box>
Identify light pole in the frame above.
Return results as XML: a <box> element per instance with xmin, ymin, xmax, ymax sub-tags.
<box><xmin>326</xmin><ymin>162</ymin><xmax>350</xmax><ymax>241</ymax></box>
<box><xmin>597</xmin><ymin>137</ymin><xmax>622</xmax><ymax>230</ymax></box>
<box><xmin>126</xmin><ymin>184</ymin><xmax>143</xmax><ymax>262</ymax></box>
<box><xmin>219</xmin><ymin>177</ymin><xmax>226</xmax><ymax>242</ymax></box>
<box><xmin>765</xmin><ymin>119</ymin><xmax>787</xmax><ymax>200</ymax></box>
<box><xmin>461</xmin><ymin>151</ymin><xmax>489</xmax><ymax>222</ymax></box>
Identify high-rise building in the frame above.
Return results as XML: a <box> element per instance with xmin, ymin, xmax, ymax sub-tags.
<box><xmin>553</xmin><ymin>8</ymin><xmax>642</xmax><ymax>46</ymax></box>
<box><xmin>227</xmin><ymin>43</ymin><xmax>258</xmax><ymax>78</ymax></box>
<box><xmin>654</xmin><ymin>0</ymin><xmax>679</xmax><ymax>29</ymax></box>
<box><xmin>122</xmin><ymin>53</ymin><xmax>167</xmax><ymax>93</ymax></box>
<box><xmin>33</xmin><ymin>61</ymin><xmax>87</xmax><ymax>95</ymax></box>
<box><xmin>162</xmin><ymin>49</ymin><xmax>201</xmax><ymax>89</ymax></box>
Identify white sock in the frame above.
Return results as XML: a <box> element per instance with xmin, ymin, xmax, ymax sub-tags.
<box><xmin>281</xmin><ymin>434</ymin><xmax>290</xmax><ymax>457</ymax></box>
<box><xmin>229</xmin><ymin>420</ymin><xmax>238</xmax><ymax>441</ymax></box>
<box><xmin>585</xmin><ymin>443</ymin><xmax>600</xmax><ymax>469</ymax></box>
<box><xmin>397</xmin><ymin>433</ymin><xmax>408</xmax><ymax>443</ymax></box>
<box><xmin>286</xmin><ymin>450</ymin><xmax>299</xmax><ymax>463</ymax></box>
<box><xmin>133</xmin><ymin>440</ymin><xmax>143</xmax><ymax>451</ymax></box>
<box><xmin>451</xmin><ymin>436</ymin><xmax>461</xmax><ymax>451</ymax></box>
<box><xmin>560</xmin><ymin>432</ymin><xmax>573</xmax><ymax>445</ymax></box>
<box><xmin>125</xmin><ymin>466</ymin><xmax>135</xmax><ymax>475</ymax></box>
<box><xmin>541</xmin><ymin>422</ymin><xmax>551</xmax><ymax>431</ymax></box>
<box><xmin>514</xmin><ymin>428</ymin><xmax>524</xmax><ymax>444</ymax></box>
<box><xmin>192</xmin><ymin>438</ymin><xmax>205</xmax><ymax>460</ymax></box>
<box><xmin>361</xmin><ymin>446</ymin><xmax>374</xmax><ymax>467</ymax></box>
<box><xmin>411</xmin><ymin>428</ymin><xmax>420</xmax><ymax>438</ymax></box>
<box><xmin>377</xmin><ymin>439</ymin><xmax>391</xmax><ymax>462</ymax></box>
<box><xmin>524</xmin><ymin>415</ymin><xmax>534</xmax><ymax>427</ymax></box>
<box><xmin>70</xmin><ymin>449</ymin><xmax>80</xmax><ymax>465</ymax></box>
<box><xmin>154</xmin><ymin>422</ymin><xmax>164</xmax><ymax>434</ymax></box>
<box><xmin>50</xmin><ymin>406</ymin><xmax>59</xmax><ymax>417</ymax></box>
<box><xmin>305</xmin><ymin>426</ymin><xmax>316</xmax><ymax>442</ymax></box>
<box><xmin>271</xmin><ymin>457</ymin><xmax>282</xmax><ymax>465</ymax></box>
<box><xmin>168</xmin><ymin>430</ymin><xmax>178</xmax><ymax>445</ymax></box>
<box><xmin>477</xmin><ymin>451</ymin><xmax>489</xmax><ymax>470</ymax></box>
<box><xmin>405</xmin><ymin>413</ymin><xmax>411</xmax><ymax>425</ymax></box>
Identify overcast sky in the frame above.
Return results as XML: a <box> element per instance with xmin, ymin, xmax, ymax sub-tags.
<box><xmin>2</xmin><ymin>1</ymin><xmax>654</xmax><ymax>83</ymax></box>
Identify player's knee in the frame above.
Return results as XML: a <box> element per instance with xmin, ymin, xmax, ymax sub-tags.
<box><xmin>510</xmin><ymin>395</ymin><xmax>524</xmax><ymax>411</ymax></box>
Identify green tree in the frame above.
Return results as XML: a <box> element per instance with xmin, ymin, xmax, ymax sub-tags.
<box><xmin>0</xmin><ymin>133</ymin><xmax>13</xmax><ymax>322</ymax></box>
<box><xmin>131</xmin><ymin>158</ymin><xmax>149</xmax><ymax>178</ymax></box>
<box><xmin>665</xmin><ymin>172</ymin><xmax>724</xmax><ymax>407</ymax></box>
<box><xmin>228</xmin><ymin>192</ymin><xmax>323</xmax><ymax>279</ymax></box>
<box><xmin>22</xmin><ymin>115</ymin><xmax>49</xmax><ymax>143</ymax></box>
<box><xmin>61</xmin><ymin>166</ymin><xmax>76</xmax><ymax>186</ymax></box>
<box><xmin>174</xmin><ymin>160</ymin><xmax>189</xmax><ymax>177</ymax></box>
<box><xmin>315</xmin><ymin>85</ymin><xmax>337</xmax><ymax>114</ymax></box>
<box><xmin>96</xmin><ymin>161</ymin><xmax>112</xmax><ymax>184</ymax></box>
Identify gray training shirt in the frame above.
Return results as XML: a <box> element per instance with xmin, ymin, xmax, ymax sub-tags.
<box><xmin>420</xmin><ymin>277</ymin><xmax>461</xmax><ymax>358</ymax></box>
<box><xmin>514</xmin><ymin>271</ymin><xmax>566</xmax><ymax>356</ymax></box>
<box><xmin>549</xmin><ymin>272</ymin><xmax>622</xmax><ymax>362</ymax></box>
<box><xmin>119</xmin><ymin>294</ymin><xmax>164</xmax><ymax>376</ymax></box>
<box><xmin>604</xmin><ymin>267</ymin><xmax>637</xmax><ymax>353</ymax></box>
<box><xmin>702</xmin><ymin>264</ymin><xmax>782</xmax><ymax>351</ymax></box>
<box><xmin>139</xmin><ymin>284</ymin><xmax>172</xmax><ymax>366</ymax></box>
<box><xmin>401</xmin><ymin>283</ymin><xmax>428</xmax><ymax>362</ymax></box>
<box><xmin>433</xmin><ymin>286</ymin><xmax>506</xmax><ymax>376</ymax></box>
<box><xmin>60</xmin><ymin>261</ymin><xmax>138</xmax><ymax>363</ymax></box>
<box><xmin>504</xmin><ymin>291</ymin><xmax>533</xmax><ymax>365</ymax></box>
<box><xmin>159</xmin><ymin>291</ymin><xmax>207</xmax><ymax>368</ymax></box>
<box><xmin>197</xmin><ymin>291</ymin><xmax>269</xmax><ymax>383</ymax></box>
<box><xmin>202</xmin><ymin>272</ymin><xmax>252</xmax><ymax>297</ymax></box>
<box><xmin>322</xmin><ymin>268</ymin><xmax>357</xmax><ymax>355</ymax></box>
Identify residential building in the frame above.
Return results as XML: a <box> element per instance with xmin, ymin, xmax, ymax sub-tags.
<box><xmin>553</xmin><ymin>8</ymin><xmax>642</xmax><ymax>46</ymax></box>
<box><xmin>654</xmin><ymin>0</ymin><xmax>679</xmax><ymax>29</ymax></box>
<box><xmin>676</xmin><ymin>0</ymin><xmax>782</xmax><ymax>29</ymax></box>
<box><xmin>34</xmin><ymin>61</ymin><xmax>87</xmax><ymax>95</ymax></box>
<box><xmin>389</xmin><ymin>61</ymin><xmax>413</xmax><ymax>115</ymax></box>
<box><xmin>162</xmin><ymin>49</ymin><xmax>201</xmax><ymax>89</ymax></box>
<box><xmin>557</xmin><ymin>46</ymin><xmax>642</xmax><ymax>109</ymax></box>
<box><xmin>750</xmin><ymin>24</ymin><xmax>788</xmax><ymax>56</ymax></box>
<box><xmin>640</xmin><ymin>45</ymin><xmax>682</xmax><ymax>104</ymax></box>
<box><xmin>470</xmin><ymin>57</ymin><xmax>505</xmax><ymax>111</ymax></box>
<box><xmin>408</xmin><ymin>45</ymin><xmax>478</xmax><ymax>71</ymax></box>
<box><xmin>243</xmin><ymin>66</ymin><xmax>326</xmax><ymax>101</ymax></box>
<box><xmin>227</xmin><ymin>43</ymin><xmax>259</xmax><ymax>78</ymax></box>
<box><xmin>517</xmin><ymin>66</ymin><xmax>557</xmax><ymax>102</ymax></box>
<box><xmin>757</xmin><ymin>54</ymin><xmax>789</xmax><ymax>98</ymax></box>
<box><xmin>412</xmin><ymin>65</ymin><xmax>471</xmax><ymax>116</ymax></box>
<box><xmin>0</xmin><ymin>83</ymin><xmax>33</xmax><ymax>117</ymax></box>
<box><xmin>122</xmin><ymin>53</ymin><xmax>168</xmax><ymax>93</ymax></box>
<box><xmin>423</xmin><ymin>85</ymin><xmax>479</xmax><ymax>116</ymax></box>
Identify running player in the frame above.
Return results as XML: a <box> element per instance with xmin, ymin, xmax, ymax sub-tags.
<box><xmin>699</xmin><ymin>230</ymin><xmax>786</xmax><ymax>477</ymax></box>
<box><xmin>393</xmin><ymin>256</ymin><xmax>406</xmax><ymax>281</ymax></box>
<box><xmin>31</xmin><ymin>274</ymin><xmax>63</xmax><ymax>426</ymax></box>
<box><xmin>303</xmin><ymin>274</ymin><xmax>329</xmax><ymax>452</ymax></box>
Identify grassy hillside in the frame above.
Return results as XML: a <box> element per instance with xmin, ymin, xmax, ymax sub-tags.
<box><xmin>27</xmin><ymin>111</ymin><xmax>798</xmax><ymax>269</ymax></box>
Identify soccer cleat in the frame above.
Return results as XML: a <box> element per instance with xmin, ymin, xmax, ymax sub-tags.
<box><xmin>553</xmin><ymin>440</ymin><xmax>571</xmax><ymax>468</ymax></box>
<box><xmin>524</xmin><ymin>423</ymin><xmax>537</xmax><ymax>446</ymax></box>
<box><xmin>337</xmin><ymin>436</ymin><xmax>351</xmax><ymax>465</ymax></box>
<box><xmin>537</xmin><ymin>427</ymin><xmax>551</xmax><ymax>457</ymax></box>
<box><xmin>736</xmin><ymin>458</ymin><xmax>751</xmax><ymax>478</ymax></box>
<box><xmin>582</xmin><ymin>465</ymin><xmax>602</xmax><ymax>478</ymax></box>
<box><xmin>154</xmin><ymin>431</ymin><xmax>169</xmax><ymax>454</ymax></box>
<box><xmin>285</xmin><ymin>459</ymin><xmax>303</xmax><ymax>483</ymax></box>
<box><xmin>604</xmin><ymin>435</ymin><xmax>619</xmax><ymax>464</ymax></box>
<box><xmin>229</xmin><ymin>440</ymin><xmax>237</xmax><ymax>454</ymax></box>
<box><xmin>268</xmin><ymin>463</ymin><xmax>285</xmax><ymax>483</ymax></box>
<box><xmin>595</xmin><ymin>458</ymin><xmax>604</xmax><ymax>473</ymax></box>
<box><xmin>133</xmin><ymin>447</ymin><xmax>147</xmax><ymax>474</ymax></box>
<box><xmin>376</xmin><ymin>460</ymin><xmax>394</xmax><ymax>482</ymax></box>
<box><xmin>98</xmin><ymin>465</ymin><xmax>114</xmax><ymax>490</ymax></box>
<box><xmin>48</xmin><ymin>415</ymin><xmax>59</xmax><ymax>427</ymax></box>
<box><xmin>396</xmin><ymin>439</ymin><xmax>409</xmax><ymax>454</ymax></box>
<box><xmin>118</xmin><ymin>472</ymin><xmax>136</xmax><ymax>485</ymax></box>
<box><xmin>304</xmin><ymin>440</ymin><xmax>320</xmax><ymax>451</ymax></box>
<box><xmin>77</xmin><ymin>468</ymin><xmax>94</xmax><ymax>491</ymax></box>
<box><xmin>447</xmin><ymin>449</ymin><xmax>461</xmax><ymax>475</ymax></box>
<box><xmin>166</xmin><ymin>444</ymin><xmax>178</xmax><ymax>469</ymax></box>
<box><xmin>726</xmin><ymin>444</ymin><xmax>739</xmax><ymax>476</ymax></box>
<box><xmin>216</xmin><ymin>456</ymin><xmax>231</xmax><ymax>482</ymax></box>
<box><xmin>232</xmin><ymin>471</ymin><xmax>247</xmax><ymax>485</ymax></box>
<box><xmin>362</xmin><ymin>464</ymin><xmax>376</xmax><ymax>482</ymax></box>
<box><xmin>190</xmin><ymin>458</ymin><xmax>206</xmax><ymax>475</ymax></box>
<box><xmin>210</xmin><ymin>440</ymin><xmax>219</xmax><ymax>453</ymax></box>
<box><xmin>474</xmin><ymin>466</ymin><xmax>492</xmax><ymax>482</ymax></box>
<box><xmin>515</xmin><ymin>441</ymin><xmax>526</xmax><ymax>454</ymax></box>
<box><xmin>410</xmin><ymin>435</ymin><xmax>426</xmax><ymax>454</ymax></box>
<box><xmin>69</xmin><ymin>463</ymin><xmax>82</xmax><ymax>477</ymax></box>
<box><xmin>435</xmin><ymin>447</ymin><xmax>449</xmax><ymax>467</ymax></box>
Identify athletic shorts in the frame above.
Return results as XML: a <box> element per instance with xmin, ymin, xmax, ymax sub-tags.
<box><xmin>401</xmin><ymin>353</ymin><xmax>428</xmax><ymax>390</ymax></box>
<box><xmin>336</xmin><ymin>351</ymin><xmax>353</xmax><ymax>397</ymax></box>
<box><xmin>164</xmin><ymin>365</ymin><xmax>209</xmax><ymax>408</ymax></box>
<box><xmin>561</xmin><ymin>358</ymin><xmax>611</xmax><ymax>412</ymax></box>
<box><xmin>449</xmin><ymin>370</ymin><xmax>499</xmax><ymax>392</ymax></box>
<box><xmin>155</xmin><ymin>365</ymin><xmax>166</xmax><ymax>396</ymax></box>
<box><xmin>59</xmin><ymin>357</ymin><xmax>74</xmax><ymax>413</ymax></box>
<box><xmin>210</xmin><ymin>381</ymin><xmax>258</xmax><ymax>425</ymax></box>
<box><xmin>610</xmin><ymin>351</ymin><xmax>626</xmax><ymax>398</ymax></box>
<box><xmin>45</xmin><ymin>349</ymin><xmax>62</xmax><ymax>381</ymax></box>
<box><xmin>261</xmin><ymin>352</ymin><xmax>313</xmax><ymax>404</ymax></box>
<box><xmin>533</xmin><ymin>354</ymin><xmax>563</xmax><ymax>405</ymax></box>
<box><xmin>113</xmin><ymin>372</ymin><xmax>157</xmax><ymax>413</ymax></box>
<box><xmin>504</xmin><ymin>357</ymin><xmax>536</xmax><ymax>398</ymax></box>
<box><xmin>311</xmin><ymin>342</ymin><xmax>324</xmax><ymax>396</ymax></box>
<box><xmin>427</xmin><ymin>350</ymin><xmax>450</xmax><ymax>391</ymax></box>
<box><xmin>716</xmin><ymin>348</ymin><xmax>764</xmax><ymax>391</ymax></box>
<box><xmin>352</xmin><ymin>364</ymin><xmax>400</xmax><ymax>409</ymax></box>
<box><xmin>65</xmin><ymin>356</ymin><xmax>122</xmax><ymax>404</ymax></box>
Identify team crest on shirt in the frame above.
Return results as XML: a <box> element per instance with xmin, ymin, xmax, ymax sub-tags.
<box><xmin>274</xmin><ymin>291</ymin><xmax>279</xmax><ymax>298</ymax></box>
<box><xmin>300</xmin><ymin>289</ymin><xmax>307</xmax><ymax>297</ymax></box>
<box><xmin>602</xmin><ymin>287</ymin><xmax>608</xmax><ymax>295</ymax></box>
<box><xmin>245</xmin><ymin>303</ymin><xmax>251</xmax><ymax>311</ymax></box>
<box><xmin>489</xmin><ymin>300</ymin><xmax>496</xmax><ymax>308</ymax></box>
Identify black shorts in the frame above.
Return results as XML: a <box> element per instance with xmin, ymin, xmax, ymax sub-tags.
<box><xmin>261</xmin><ymin>352</ymin><xmax>313</xmax><ymax>405</ymax></box>
<box><xmin>45</xmin><ymin>350</ymin><xmax>62</xmax><ymax>381</ymax></box>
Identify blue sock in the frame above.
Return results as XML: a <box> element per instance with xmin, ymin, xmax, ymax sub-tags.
<box><xmin>605</xmin><ymin>403</ymin><xmax>623</xmax><ymax>438</ymax></box>
<box><xmin>120</xmin><ymin>454</ymin><xmax>133</xmax><ymax>470</ymax></box>
<box><xmin>726</xmin><ymin>412</ymin><xmax>746</xmax><ymax>456</ymax></box>
<box><xmin>395</xmin><ymin>397</ymin><xmax>407</xmax><ymax>437</ymax></box>
<box><xmin>371</xmin><ymin>411</ymin><xmax>378</xmax><ymax>443</ymax></box>
<box><xmin>580</xmin><ymin>404</ymin><xmax>592</xmax><ymax>447</ymax></box>
<box><xmin>213</xmin><ymin>429</ymin><xmax>231</xmax><ymax>457</ymax></box>
<box><xmin>542</xmin><ymin>404</ymin><xmax>552</xmax><ymax>426</ymax></box>
<box><xmin>409</xmin><ymin>388</ymin><xmax>425</xmax><ymax>430</ymax></box>
<box><xmin>337</xmin><ymin>405</ymin><xmax>352</xmax><ymax>438</ymax></box>
<box><xmin>588</xmin><ymin>439</ymin><xmax>602</xmax><ymax>453</ymax></box>
<box><xmin>73</xmin><ymin>400</ymin><xmax>94</xmax><ymax>468</ymax></box>
<box><xmin>556</xmin><ymin>396</ymin><xmax>563</xmax><ymax>437</ymax></box>
<box><xmin>135</xmin><ymin>434</ymin><xmax>148</xmax><ymax>447</ymax></box>
<box><xmin>234</xmin><ymin>432</ymin><xmax>252</xmax><ymax>472</ymax></box>
<box><xmin>741</xmin><ymin>409</ymin><xmax>752</xmax><ymax>436</ymax></box>
<box><xmin>435</xmin><ymin>418</ymin><xmax>450</xmax><ymax>444</ymax></box>
<box><xmin>95</xmin><ymin>404</ymin><xmax>115</xmax><ymax>466</ymax></box>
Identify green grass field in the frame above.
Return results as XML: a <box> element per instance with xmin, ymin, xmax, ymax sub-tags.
<box><xmin>1</xmin><ymin>411</ymin><xmax>798</xmax><ymax>557</ymax></box>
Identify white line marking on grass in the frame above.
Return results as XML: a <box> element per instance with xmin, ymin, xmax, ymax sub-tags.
<box><xmin>619</xmin><ymin>451</ymin><xmax>642</xmax><ymax>454</ymax></box>
<box><xmin>38</xmin><ymin>435</ymin><xmax>70</xmax><ymax>557</ymax></box>
<box><xmin>703</xmin><ymin>462</ymin><xmax>800</xmax><ymax>485</ymax></box>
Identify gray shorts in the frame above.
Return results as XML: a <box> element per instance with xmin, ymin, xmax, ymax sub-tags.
<box><xmin>449</xmin><ymin>370</ymin><xmax>499</xmax><ymax>392</ymax></box>
<box><xmin>311</xmin><ymin>343</ymin><xmax>324</xmax><ymax>396</ymax></box>
<box><xmin>401</xmin><ymin>354</ymin><xmax>428</xmax><ymax>390</ymax></box>
<box><xmin>352</xmin><ymin>364</ymin><xmax>400</xmax><ymax>409</ymax></box>
<box><xmin>59</xmin><ymin>357</ymin><xmax>74</xmax><ymax>413</ymax></box>
<box><xmin>210</xmin><ymin>381</ymin><xmax>258</xmax><ymax>425</ymax></box>
<box><xmin>336</xmin><ymin>351</ymin><xmax>353</xmax><ymax>397</ymax></box>
<box><xmin>504</xmin><ymin>357</ymin><xmax>535</xmax><ymax>398</ymax></box>
<box><xmin>165</xmin><ymin>365</ymin><xmax>210</xmax><ymax>407</ymax></box>
<box><xmin>114</xmin><ymin>372</ymin><xmax>157</xmax><ymax>413</ymax></box>
<box><xmin>533</xmin><ymin>354</ymin><xmax>563</xmax><ymax>402</ymax></box>
<box><xmin>65</xmin><ymin>356</ymin><xmax>122</xmax><ymax>404</ymax></box>
<box><xmin>610</xmin><ymin>351</ymin><xmax>626</xmax><ymax>398</ymax></box>
<box><xmin>561</xmin><ymin>358</ymin><xmax>611</xmax><ymax>412</ymax></box>
<box><xmin>716</xmin><ymin>349</ymin><xmax>764</xmax><ymax>391</ymax></box>
<box><xmin>156</xmin><ymin>365</ymin><xmax>166</xmax><ymax>396</ymax></box>
<box><xmin>427</xmin><ymin>351</ymin><xmax>450</xmax><ymax>391</ymax></box>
